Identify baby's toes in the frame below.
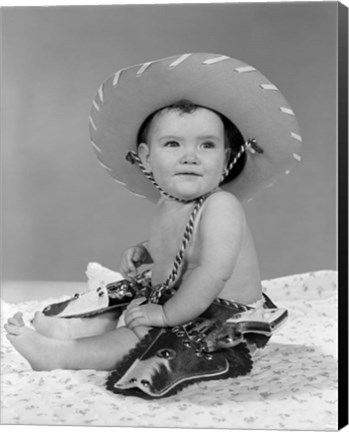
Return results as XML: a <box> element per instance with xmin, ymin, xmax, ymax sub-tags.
<box><xmin>6</xmin><ymin>333</ymin><xmax>15</xmax><ymax>341</ymax></box>
<box><xmin>7</xmin><ymin>313</ymin><xmax>24</xmax><ymax>327</ymax></box>
<box><xmin>7</xmin><ymin>317</ymin><xmax>19</xmax><ymax>326</ymax></box>
<box><xmin>4</xmin><ymin>323</ymin><xmax>22</xmax><ymax>335</ymax></box>
<box><xmin>13</xmin><ymin>312</ymin><xmax>25</xmax><ymax>326</ymax></box>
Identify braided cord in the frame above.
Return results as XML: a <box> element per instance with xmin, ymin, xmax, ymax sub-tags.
<box><xmin>126</xmin><ymin>152</ymin><xmax>198</xmax><ymax>203</ymax></box>
<box><xmin>221</xmin><ymin>139</ymin><xmax>262</xmax><ymax>182</ymax></box>
<box><xmin>149</xmin><ymin>196</ymin><xmax>206</xmax><ymax>303</ymax></box>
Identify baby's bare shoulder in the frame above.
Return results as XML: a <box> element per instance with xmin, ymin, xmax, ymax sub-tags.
<box><xmin>198</xmin><ymin>191</ymin><xmax>246</xmax><ymax>244</ymax></box>
<box><xmin>203</xmin><ymin>191</ymin><xmax>245</xmax><ymax>221</ymax></box>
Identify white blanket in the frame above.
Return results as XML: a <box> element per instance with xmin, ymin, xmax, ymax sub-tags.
<box><xmin>1</xmin><ymin>269</ymin><xmax>338</xmax><ymax>429</ymax></box>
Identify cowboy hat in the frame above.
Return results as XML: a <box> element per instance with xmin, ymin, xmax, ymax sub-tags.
<box><xmin>89</xmin><ymin>53</ymin><xmax>302</xmax><ymax>202</ymax></box>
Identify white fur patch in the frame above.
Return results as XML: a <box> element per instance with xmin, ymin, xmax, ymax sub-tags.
<box><xmin>114</xmin><ymin>357</ymin><xmax>171</xmax><ymax>389</ymax></box>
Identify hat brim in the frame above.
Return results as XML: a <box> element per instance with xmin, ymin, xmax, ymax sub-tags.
<box><xmin>89</xmin><ymin>53</ymin><xmax>302</xmax><ymax>202</ymax></box>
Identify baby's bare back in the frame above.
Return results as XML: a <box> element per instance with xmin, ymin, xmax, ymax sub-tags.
<box><xmin>148</xmin><ymin>191</ymin><xmax>263</xmax><ymax>306</ymax></box>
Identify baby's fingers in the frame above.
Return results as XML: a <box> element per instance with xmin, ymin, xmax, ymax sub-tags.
<box><xmin>124</xmin><ymin>307</ymin><xmax>145</xmax><ymax>329</ymax></box>
<box><xmin>120</xmin><ymin>261</ymin><xmax>137</xmax><ymax>279</ymax></box>
<box><xmin>128</xmin><ymin>297</ymin><xmax>147</xmax><ymax>309</ymax></box>
<box><xmin>131</xmin><ymin>248</ymin><xmax>146</xmax><ymax>267</ymax></box>
<box><xmin>125</xmin><ymin>254</ymin><xmax>137</xmax><ymax>270</ymax></box>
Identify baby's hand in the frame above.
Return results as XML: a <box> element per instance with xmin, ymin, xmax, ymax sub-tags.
<box><xmin>120</xmin><ymin>244</ymin><xmax>150</xmax><ymax>279</ymax></box>
<box><xmin>124</xmin><ymin>297</ymin><xmax>167</xmax><ymax>328</ymax></box>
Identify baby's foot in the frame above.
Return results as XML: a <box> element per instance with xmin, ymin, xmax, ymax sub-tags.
<box><xmin>32</xmin><ymin>311</ymin><xmax>120</xmax><ymax>339</ymax></box>
<box><xmin>31</xmin><ymin>312</ymin><xmax>73</xmax><ymax>339</ymax></box>
<box><xmin>5</xmin><ymin>322</ymin><xmax>65</xmax><ymax>371</ymax></box>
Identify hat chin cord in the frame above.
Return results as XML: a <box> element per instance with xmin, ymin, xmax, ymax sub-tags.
<box><xmin>126</xmin><ymin>138</ymin><xmax>262</xmax><ymax>303</ymax></box>
<box><xmin>126</xmin><ymin>138</ymin><xmax>262</xmax><ymax>204</ymax></box>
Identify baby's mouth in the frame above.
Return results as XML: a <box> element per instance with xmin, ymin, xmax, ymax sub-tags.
<box><xmin>176</xmin><ymin>172</ymin><xmax>202</xmax><ymax>177</ymax></box>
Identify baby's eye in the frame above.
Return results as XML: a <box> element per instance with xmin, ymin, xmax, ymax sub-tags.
<box><xmin>164</xmin><ymin>141</ymin><xmax>180</xmax><ymax>148</ymax></box>
<box><xmin>201</xmin><ymin>141</ymin><xmax>216</xmax><ymax>149</ymax></box>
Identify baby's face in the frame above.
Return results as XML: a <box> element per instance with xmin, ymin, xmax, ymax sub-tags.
<box><xmin>138</xmin><ymin>108</ymin><xmax>229</xmax><ymax>201</ymax></box>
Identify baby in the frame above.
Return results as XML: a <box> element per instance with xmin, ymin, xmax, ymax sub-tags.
<box><xmin>5</xmin><ymin>53</ymin><xmax>301</xmax><ymax>373</ymax></box>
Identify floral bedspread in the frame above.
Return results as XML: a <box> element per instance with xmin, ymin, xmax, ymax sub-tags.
<box><xmin>1</xmin><ymin>269</ymin><xmax>338</xmax><ymax>429</ymax></box>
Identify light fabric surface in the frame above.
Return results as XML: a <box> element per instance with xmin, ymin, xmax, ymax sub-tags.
<box><xmin>1</xmin><ymin>269</ymin><xmax>338</xmax><ymax>429</ymax></box>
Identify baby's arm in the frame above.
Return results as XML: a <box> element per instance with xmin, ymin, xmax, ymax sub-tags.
<box><xmin>162</xmin><ymin>192</ymin><xmax>245</xmax><ymax>326</ymax></box>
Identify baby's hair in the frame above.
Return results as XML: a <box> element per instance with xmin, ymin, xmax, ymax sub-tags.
<box><xmin>136</xmin><ymin>99</ymin><xmax>246</xmax><ymax>183</ymax></box>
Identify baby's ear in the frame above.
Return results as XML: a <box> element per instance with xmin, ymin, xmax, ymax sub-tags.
<box><xmin>137</xmin><ymin>143</ymin><xmax>151</xmax><ymax>172</ymax></box>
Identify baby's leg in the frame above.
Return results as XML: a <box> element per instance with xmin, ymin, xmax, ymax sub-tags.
<box><xmin>5</xmin><ymin>318</ymin><xmax>144</xmax><ymax>371</ymax></box>
<box><xmin>31</xmin><ymin>310</ymin><xmax>120</xmax><ymax>339</ymax></box>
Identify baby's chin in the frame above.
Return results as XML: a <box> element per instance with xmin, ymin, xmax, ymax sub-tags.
<box><xmin>163</xmin><ymin>186</ymin><xmax>221</xmax><ymax>202</ymax></box>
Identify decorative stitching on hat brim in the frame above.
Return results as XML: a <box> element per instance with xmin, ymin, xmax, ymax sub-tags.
<box><xmin>89</xmin><ymin>53</ymin><xmax>302</xmax><ymax>203</ymax></box>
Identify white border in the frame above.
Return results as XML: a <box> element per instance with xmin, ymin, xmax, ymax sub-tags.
<box><xmin>0</xmin><ymin>0</ymin><xmax>348</xmax><ymax>7</ymax></box>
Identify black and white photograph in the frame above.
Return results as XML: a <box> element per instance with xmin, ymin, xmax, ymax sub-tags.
<box><xmin>1</xmin><ymin>1</ymin><xmax>345</xmax><ymax>430</ymax></box>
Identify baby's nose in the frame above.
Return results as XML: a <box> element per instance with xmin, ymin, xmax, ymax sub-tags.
<box><xmin>181</xmin><ymin>152</ymin><xmax>199</xmax><ymax>164</ymax></box>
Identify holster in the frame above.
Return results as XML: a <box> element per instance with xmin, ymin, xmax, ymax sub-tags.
<box><xmin>41</xmin><ymin>272</ymin><xmax>287</xmax><ymax>399</ymax></box>
<box><xmin>107</xmin><ymin>296</ymin><xmax>287</xmax><ymax>398</ymax></box>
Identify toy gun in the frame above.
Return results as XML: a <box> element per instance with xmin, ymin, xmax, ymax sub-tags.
<box><xmin>42</xmin><ymin>271</ymin><xmax>287</xmax><ymax>398</ymax></box>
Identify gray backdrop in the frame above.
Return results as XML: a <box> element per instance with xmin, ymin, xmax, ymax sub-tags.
<box><xmin>3</xmin><ymin>3</ymin><xmax>337</xmax><ymax>282</ymax></box>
